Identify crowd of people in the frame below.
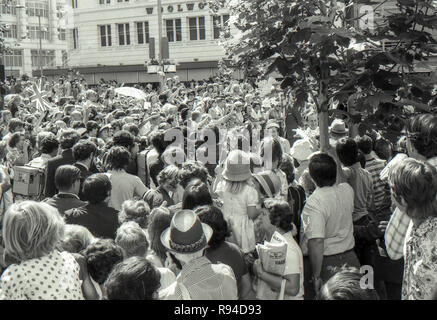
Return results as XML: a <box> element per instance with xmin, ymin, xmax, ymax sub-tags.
<box><xmin>0</xmin><ymin>72</ymin><xmax>436</xmax><ymax>300</ymax></box>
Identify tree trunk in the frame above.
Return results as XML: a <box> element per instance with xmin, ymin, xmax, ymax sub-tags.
<box><xmin>319</xmin><ymin>111</ymin><xmax>330</xmax><ymax>152</ymax></box>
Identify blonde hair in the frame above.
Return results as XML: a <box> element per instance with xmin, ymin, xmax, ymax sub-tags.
<box><xmin>58</xmin><ymin>224</ymin><xmax>95</xmax><ymax>254</ymax></box>
<box><xmin>223</xmin><ymin>178</ymin><xmax>249</xmax><ymax>194</ymax></box>
<box><xmin>3</xmin><ymin>201</ymin><xmax>65</xmax><ymax>263</ymax></box>
<box><xmin>115</xmin><ymin>221</ymin><xmax>148</xmax><ymax>258</ymax></box>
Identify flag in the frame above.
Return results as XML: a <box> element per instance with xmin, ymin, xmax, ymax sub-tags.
<box><xmin>27</xmin><ymin>79</ymin><xmax>52</xmax><ymax>112</ymax></box>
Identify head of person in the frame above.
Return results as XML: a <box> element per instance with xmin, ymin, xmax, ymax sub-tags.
<box><xmin>308</xmin><ymin>153</ymin><xmax>337</xmax><ymax>188</ymax></box>
<box><xmin>374</xmin><ymin>138</ymin><xmax>393</xmax><ymax>161</ymax></box>
<box><xmin>103</xmin><ymin>256</ymin><xmax>161</xmax><ymax>300</ymax></box>
<box><xmin>222</xmin><ymin>149</ymin><xmax>252</xmax><ymax>193</ymax></box>
<box><xmin>356</xmin><ymin>135</ymin><xmax>373</xmax><ymax>156</ymax></box>
<box><xmin>260</xmin><ymin>137</ymin><xmax>283</xmax><ymax>170</ymax></box>
<box><xmin>119</xmin><ymin>199</ymin><xmax>151</xmax><ymax>229</ymax></box>
<box><xmin>59</xmin><ymin>129</ymin><xmax>80</xmax><ymax>150</ymax></box>
<box><xmin>388</xmin><ymin>158</ymin><xmax>437</xmax><ymax>221</ymax></box>
<box><xmin>336</xmin><ymin>138</ymin><xmax>359</xmax><ymax>167</ymax></box>
<box><xmin>115</xmin><ymin>221</ymin><xmax>149</xmax><ymax>259</ymax></box>
<box><xmin>106</xmin><ymin>146</ymin><xmax>131</xmax><ymax>171</ymax></box>
<box><xmin>405</xmin><ymin>114</ymin><xmax>437</xmax><ymax>160</ymax></box>
<box><xmin>54</xmin><ymin>165</ymin><xmax>81</xmax><ymax>195</ymax></box>
<box><xmin>182</xmin><ymin>179</ymin><xmax>213</xmax><ymax>210</ymax></box>
<box><xmin>73</xmin><ymin>140</ymin><xmax>97</xmax><ymax>164</ymax></box>
<box><xmin>7</xmin><ymin>118</ymin><xmax>24</xmax><ymax>134</ymax></box>
<box><xmin>160</xmin><ymin>209</ymin><xmax>213</xmax><ymax>265</ymax></box>
<box><xmin>195</xmin><ymin>205</ymin><xmax>230</xmax><ymax>250</ymax></box>
<box><xmin>86</xmin><ymin>120</ymin><xmax>99</xmax><ymax>137</ymax></box>
<box><xmin>112</xmin><ymin>130</ymin><xmax>138</xmax><ymax>156</ymax></box>
<box><xmin>157</xmin><ymin>164</ymin><xmax>179</xmax><ymax>193</ymax></box>
<box><xmin>83</xmin><ymin>239</ymin><xmax>124</xmax><ymax>285</ymax></box>
<box><xmin>161</xmin><ymin>146</ymin><xmax>186</xmax><ymax>167</ymax></box>
<box><xmin>279</xmin><ymin>155</ymin><xmax>296</xmax><ymax>184</ymax></box>
<box><xmin>148</xmin><ymin>206</ymin><xmax>172</xmax><ymax>263</ymax></box>
<box><xmin>8</xmin><ymin>132</ymin><xmax>24</xmax><ymax>149</ymax></box>
<box><xmin>38</xmin><ymin>134</ymin><xmax>59</xmax><ymax>157</ymax></box>
<box><xmin>2</xmin><ymin>201</ymin><xmax>65</xmax><ymax>263</ymax></box>
<box><xmin>260</xmin><ymin>198</ymin><xmax>294</xmax><ymax>234</ymax></box>
<box><xmin>98</xmin><ymin>125</ymin><xmax>112</xmax><ymax>141</ymax></box>
<box><xmin>0</xmin><ymin>109</ymin><xmax>12</xmax><ymax>124</ymax></box>
<box><xmin>82</xmin><ymin>173</ymin><xmax>112</xmax><ymax>205</ymax></box>
<box><xmin>58</xmin><ymin>224</ymin><xmax>95</xmax><ymax>254</ymax></box>
<box><xmin>150</xmin><ymin>130</ymin><xmax>171</xmax><ymax>155</ymax></box>
<box><xmin>318</xmin><ymin>267</ymin><xmax>380</xmax><ymax>300</ymax></box>
<box><xmin>178</xmin><ymin>161</ymin><xmax>210</xmax><ymax>189</ymax></box>
<box><xmin>266</xmin><ymin>121</ymin><xmax>280</xmax><ymax>139</ymax></box>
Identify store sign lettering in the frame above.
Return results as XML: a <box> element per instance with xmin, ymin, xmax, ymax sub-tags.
<box><xmin>146</xmin><ymin>2</ymin><xmax>208</xmax><ymax>14</ymax></box>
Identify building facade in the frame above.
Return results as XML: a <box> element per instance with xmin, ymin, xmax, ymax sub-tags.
<box><xmin>42</xmin><ymin>0</ymin><xmax>233</xmax><ymax>84</ymax></box>
<box><xmin>1</xmin><ymin>0</ymin><xmax>68</xmax><ymax>77</ymax></box>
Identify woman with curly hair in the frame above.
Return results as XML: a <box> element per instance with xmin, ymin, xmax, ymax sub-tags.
<box><xmin>143</xmin><ymin>165</ymin><xmax>178</xmax><ymax>209</ymax></box>
<box><xmin>119</xmin><ymin>199</ymin><xmax>151</xmax><ymax>229</ymax></box>
<box><xmin>253</xmin><ymin>199</ymin><xmax>304</xmax><ymax>300</ymax></box>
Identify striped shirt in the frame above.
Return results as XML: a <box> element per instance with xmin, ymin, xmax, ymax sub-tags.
<box><xmin>364</xmin><ymin>156</ymin><xmax>391</xmax><ymax>212</ymax></box>
<box><xmin>159</xmin><ymin>256</ymin><xmax>238</xmax><ymax>300</ymax></box>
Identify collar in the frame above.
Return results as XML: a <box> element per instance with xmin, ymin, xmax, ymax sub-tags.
<box><xmin>179</xmin><ymin>256</ymin><xmax>210</xmax><ymax>279</ymax></box>
<box><xmin>57</xmin><ymin>192</ymin><xmax>80</xmax><ymax>200</ymax></box>
<box><xmin>40</xmin><ymin>153</ymin><xmax>52</xmax><ymax>159</ymax></box>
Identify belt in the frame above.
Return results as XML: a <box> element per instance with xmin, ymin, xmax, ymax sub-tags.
<box><xmin>323</xmin><ymin>248</ymin><xmax>355</xmax><ymax>258</ymax></box>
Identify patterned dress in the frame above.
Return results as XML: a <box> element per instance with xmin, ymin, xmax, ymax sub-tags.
<box><xmin>402</xmin><ymin>217</ymin><xmax>437</xmax><ymax>300</ymax></box>
<box><xmin>0</xmin><ymin>250</ymin><xmax>84</xmax><ymax>300</ymax></box>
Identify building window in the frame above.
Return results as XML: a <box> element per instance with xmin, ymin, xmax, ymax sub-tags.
<box><xmin>27</xmin><ymin>26</ymin><xmax>50</xmax><ymax>40</ymax></box>
<box><xmin>117</xmin><ymin>0</ymin><xmax>129</xmax><ymax>2</ymax></box>
<box><xmin>58</xmin><ymin>28</ymin><xmax>66</xmax><ymax>41</ymax></box>
<box><xmin>31</xmin><ymin>50</ymin><xmax>56</xmax><ymax>67</ymax></box>
<box><xmin>72</xmin><ymin>28</ymin><xmax>79</xmax><ymax>49</ymax></box>
<box><xmin>62</xmin><ymin>50</ymin><xmax>68</xmax><ymax>67</ymax></box>
<box><xmin>99</xmin><ymin>25</ymin><xmax>112</xmax><ymax>47</ymax></box>
<box><xmin>4</xmin><ymin>25</ymin><xmax>18</xmax><ymax>39</ymax></box>
<box><xmin>5</xmin><ymin>49</ymin><xmax>23</xmax><ymax>67</ymax></box>
<box><xmin>165</xmin><ymin>18</ymin><xmax>182</xmax><ymax>42</ymax></box>
<box><xmin>99</xmin><ymin>0</ymin><xmax>111</xmax><ymax>4</ymax></box>
<box><xmin>213</xmin><ymin>14</ymin><xmax>230</xmax><ymax>39</ymax></box>
<box><xmin>26</xmin><ymin>1</ymin><xmax>49</xmax><ymax>18</ymax></box>
<box><xmin>188</xmin><ymin>16</ymin><xmax>206</xmax><ymax>41</ymax></box>
<box><xmin>118</xmin><ymin>23</ymin><xmax>130</xmax><ymax>45</ymax></box>
<box><xmin>72</xmin><ymin>0</ymin><xmax>78</xmax><ymax>8</ymax></box>
<box><xmin>0</xmin><ymin>0</ymin><xmax>17</xmax><ymax>15</ymax></box>
<box><xmin>136</xmin><ymin>22</ymin><xmax>149</xmax><ymax>44</ymax></box>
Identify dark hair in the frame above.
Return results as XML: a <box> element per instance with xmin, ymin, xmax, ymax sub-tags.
<box><xmin>8</xmin><ymin>118</ymin><xmax>24</xmax><ymax>133</ymax></box>
<box><xmin>104</xmin><ymin>256</ymin><xmax>161</xmax><ymax>300</ymax></box>
<box><xmin>260</xmin><ymin>137</ymin><xmax>283</xmax><ymax>165</ymax></box>
<box><xmin>182</xmin><ymin>179</ymin><xmax>213</xmax><ymax>210</ymax></box>
<box><xmin>308</xmin><ymin>153</ymin><xmax>337</xmax><ymax>187</ymax></box>
<box><xmin>318</xmin><ymin>267</ymin><xmax>380</xmax><ymax>300</ymax></box>
<box><xmin>112</xmin><ymin>130</ymin><xmax>135</xmax><ymax>150</ymax></box>
<box><xmin>123</xmin><ymin>123</ymin><xmax>139</xmax><ymax>137</ymax></box>
<box><xmin>356</xmin><ymin>135</ymin><xmax>373</xmax><ymax>155</ymax></box>
<box><xmin>8</xmin><ymin>132</ymin><xmax>22</xmax><ymax>148</ymax></box>
<box><xmin>106</xmin><ymin>146</ymin><xmax>131</xmax><ymax>170</ymax></box>
<box><xmin>59</xmin><ymin>129</ymin><xmax>80</xmax><ymax>149</ymax></box>
<box><xmin>280</xmin><ymin>156</ymin><xmax>296</xmax><ymax>184</ymax></box>
<box><xmin>82</xmin><ymin>173</ymin><xmax>112</xmax><ymax>204</ymax></box>
<box><xmin>54</xmin><ymin>165</ymin><xmax>81</xmax><ymax>190</ymax></box>
<box><xmin>73</xmin><ymin>140</ymin><xmax>97</xmax><ymax>161</ymax></box>
<box><xmin>374</xmin><ymin>138</ymin><xmax>393</xmax><ymax>161</ymax></box>
<box><xmin>86</xmin><ymin>120</ymin><xmax>99</xmax><ymax>132</ymax></box>
<box><xmin>406</xmin><ymin>114</ymin><xmax>437</xmax><ymax>159</ymax></box>
<box><xmin>39</xmin><ymin>136</ymin><xmax>59</xmax><ymax>154</ymax></box>
<box><xmin>150</xmin><ymin>130</ymin><xmax>170</xmax><ymax>155</ymax></box>
<box><xmin>336</xmin><ymin>138</ymin><xmax>358</xmax><ymax>167</ymax></box>
<box><xmin>83</xmin><ymin>239</ymin><xmax>124</xmax><ymax>285</ymax></box>
<box><xmin>114</xmin><ymin>111</ymin><xmax>126</xmax><ymax>119</ymax></box>
<box><xmin>148</xmin><ymin>207</ymin><xmax>172</xmax><ymax>263</ymax></box>
<box><xmin>178</xmin><ymin>161</ymin><xmax>210</xmax><ymax>189</ymax></box>
<box><xmin>71</xmin><ymin>121</ymin><xmax>85</xmax><ymax>129</ymax></box>
<box><xmin>263</xmin><ymin>199</ymin><xmax>294</xmax><ymax>232</ymax></box>
<box><xmin>196</xmin><ymin>205</ymin><xmax>230</xmax><ymax>250</ymax></box>
<box><xmin>357</xmin><ymin>151</ymin><xmax>366</xmax><ymax>169</ymax></box>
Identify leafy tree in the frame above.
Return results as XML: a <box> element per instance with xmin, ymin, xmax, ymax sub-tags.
<box><xmin>209</xmin><ymin>0</ymin><xmax>437</xmax><ymax>150</ymax></box>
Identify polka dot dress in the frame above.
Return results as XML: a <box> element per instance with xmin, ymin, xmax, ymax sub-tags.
<box><xmin>0</xmin><ymin>251</ymin><xmax>84</xmax><ymax>300</ymax></box>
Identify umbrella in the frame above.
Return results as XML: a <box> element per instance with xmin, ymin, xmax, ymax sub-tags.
<box><xmin>114</xmin><ymin>87</ymin><xmax>148</xmax><ymax>100</ymax></box>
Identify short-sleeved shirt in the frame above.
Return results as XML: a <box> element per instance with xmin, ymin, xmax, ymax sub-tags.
<box><xmin>300</xmin><ymin>183</ymin><xmax>355</xmax><ymax>256</ymax></box>
<box><xmin>107</xmin><ymin>169</ymin><xmax>148</xmax><ymax>211</ymax></box>
<box><xmin>0</xmin><ymin>250</ymin><xmax>84</xmax><ymax>300</ymax></box>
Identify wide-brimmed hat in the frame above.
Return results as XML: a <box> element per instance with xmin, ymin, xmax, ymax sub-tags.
<box><xmin>253</xmin><ymin>171</ymin><xmax>281</xmax><ymax>198</ymax></box>
<box><xmin>222</xmin><ymin>150</ymin><xmax>252</xmax><ymax>182</ymax></box>
<box><xmin>329</xmin><ymin>119</ymin><xmax>349</xmax><ymax>136</ymax></box>
<box><xmin>161</xmin><ymin>209</ymin><xmax>213</xmax><ymax>254</ymax></box>
<box><xmin>290</xmin><ymin>139</ymin><xmax>314</xmax><ymax>162</ymax></box>
<box><xmin>266</xmin><ymin>120</ymin><xmax>280</xmax><ymax>129</ymax></box>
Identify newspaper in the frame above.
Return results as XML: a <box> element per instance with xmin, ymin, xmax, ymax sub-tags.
<box><xmin>255</xmin><ymin>231</ymin><xmax>288</xmax><ymax>300</ymax></box>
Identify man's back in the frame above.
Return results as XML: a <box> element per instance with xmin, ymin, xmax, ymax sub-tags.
<box><xmin>159</xmin><ymin>256</ymin><xmax>238</xmax><ymax>300</ymax></box>
<box><xmin>44</xmin><ymin>149</ymin><xmax>75</xmax><ymax>197</ymax></box>
<box><xmin>43</xmin><ymin>193</ymin><xmax>86</xmax><ymax>216</ymax></box>
<box><xmin>365</xmin><ymin>157</ymin><xmax>391</xmax><ymax>212</ymax></box>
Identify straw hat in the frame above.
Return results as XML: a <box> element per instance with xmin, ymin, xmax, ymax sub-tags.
<box><xmin>161</xmin><ymin>209</ymin><xmax>213</xmax><ymax>254</ymax></box>
<box><xmin>290</xmin><ymin>139</ymin><xmax>314</xmax><ymax>162</ymax></box>
<box><xmin>329</xmin><ymin>119</ymin><xmax>349</xmax><ymax>135</ymax></box>
<box><xmin>222</xmin><ymin>149</ymin><xmax>252</xmax><ymax>182</ymax></box>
